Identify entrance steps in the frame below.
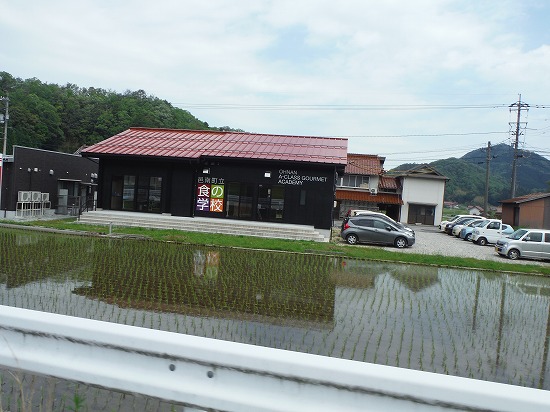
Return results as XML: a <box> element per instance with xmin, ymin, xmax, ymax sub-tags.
<box><xmin>77</xmin><ymin>210</ymin><xmax>330</xmax><ymax>242</ymax></box>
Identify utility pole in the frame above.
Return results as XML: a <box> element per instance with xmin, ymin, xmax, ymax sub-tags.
<box><xmin>509</xmin><ymin>94</ymin><xmax>529</xmax><ymax>198</ymax></box>
<box><xmin>0</xmin><ymin>96</ymin><xmax>9</xmax><ymax>212</ymax></box>
<box><xmin>484</xmin><ymin>141</ymin><xmax>491</xmax><ymax>217</ymax></box>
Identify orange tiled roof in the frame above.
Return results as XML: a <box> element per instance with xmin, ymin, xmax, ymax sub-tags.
<box><xmin>336</xmin><ymin>189</ymin><xmax>402</xmax><ymax>205</ymax></box>
<box><xmin>379</xmin><ymin>176</ymin><xmax>398</xmax><ymax>190</ymax></box>
<box><xmin>345</xmin><ymin>153</ymin><xmax>384</xmax><ymax>175</ymax></box>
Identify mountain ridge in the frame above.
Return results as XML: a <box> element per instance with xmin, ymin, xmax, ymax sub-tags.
<box><xmin>392</xmin><ymin>144</ymin><xmax>550</xmax><ymax>205</ymax></box>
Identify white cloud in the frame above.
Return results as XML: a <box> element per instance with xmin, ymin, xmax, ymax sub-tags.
<box><xmin>0</xmin><ymin>0</ymin><xmax>549</xmax><ymax>168</ymax></box>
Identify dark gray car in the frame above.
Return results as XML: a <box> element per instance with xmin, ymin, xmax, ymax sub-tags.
<box><xmin>341</xmin><ymin>216</ymin><xmax>415</xmax><ymax>248</ymax></box>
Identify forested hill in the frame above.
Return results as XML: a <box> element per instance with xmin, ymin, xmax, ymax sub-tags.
<box><xmin>393</xmin><ymin>144</ymin><xmax>550</xmax><ymax>205</ymax></box>
<box><xmin>0</xmin><ymin>71</ymin><xmax>241</xmax><ymax>155</ymax></box>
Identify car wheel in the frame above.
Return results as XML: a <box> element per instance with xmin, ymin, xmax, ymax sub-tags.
<box><xmin>507</xmin><ymin>249</ymin><xmax>520</xmax><ymax>260</ymax></box>
<box><xmin>346</xmin><ymin>234</ymin><xmax>358</xmax><ymax>245</ymax></box>
<box><xmin>394</xmin><ymin>237</ymin><xmax>407</xmax><ymax>248</ymax></box>
<box><xmin>464</xmin><ymin>233</ymin><xmax>471</xmax><ymax>241</ymax></box>
<box><xmin>477</xmin><ymin>237</ymin><xmax>487</xmax><ymax>246</ymax></box>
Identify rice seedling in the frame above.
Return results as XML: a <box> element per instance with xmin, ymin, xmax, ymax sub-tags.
<box><xmin>3</xmin><ymin>226</ymin><xmax>550</xmax><ymax>408</ymax></box>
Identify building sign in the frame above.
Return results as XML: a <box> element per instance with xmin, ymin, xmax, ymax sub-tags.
<box><xmin>196</xmin><ymin>177</ymin><xmax>225</xmax><ymax>213</ymax></box>
<box><xmin>277</xmin><ymin>169</ymin><xmax>328</xmax><ymax>186</ymax></box>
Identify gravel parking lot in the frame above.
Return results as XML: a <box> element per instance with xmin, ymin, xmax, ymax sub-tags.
<box><xmin>334</xmin><ymin>224</ymin><xmax>548</xmax><ymax>267</ymax></box>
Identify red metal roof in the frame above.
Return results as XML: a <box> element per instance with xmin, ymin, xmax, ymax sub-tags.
<box><xmin>81</xmin><ymin>128</ymin><xmax>348</xmax><ymax>166</ymax></box>
<box><xmin>345</xmin><ymin>154</ymin><xmax>384</xmax><ymax>175</ymax></box>
<box><xmin>336</xmin><ymin>189</ymin><xmax>403</xmax><ymax>205</ymax></box>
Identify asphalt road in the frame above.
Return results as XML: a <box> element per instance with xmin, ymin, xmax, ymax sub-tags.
<box><xmin>334</xmin><ymin>224</ymin><xmax>548</xmax><ymax>266</ymax></box>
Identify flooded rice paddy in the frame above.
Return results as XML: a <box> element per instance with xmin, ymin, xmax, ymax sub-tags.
<box><xmin>1</xmin><ymin>227</ymin><xmax>550</xmax><ymax>409</ymax></box>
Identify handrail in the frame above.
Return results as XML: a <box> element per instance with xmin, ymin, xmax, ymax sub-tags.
<box><xmin>1</xmin><ymin>305</ymin><xmax>549</xmax><ymax>411</ymax></box>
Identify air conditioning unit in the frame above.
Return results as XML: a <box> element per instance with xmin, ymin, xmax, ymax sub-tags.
<box><xmin>370</xmin><ymin>188</ymin><xmax>378</xmax><ymax>195</ymax></box>
<box><xmin>18</xmin><ymin>191</ymin><xmax>31</xmax><ymax>202</ymax></box>
<box><xmin>41</xmin><ymin>192</ymin><xmax>50</xmax><ymax>202</ymax></box>
<box><xmin>31</xmin><ymin>191</ymin><xmax>41</xmax><ymax>202</ymax></box>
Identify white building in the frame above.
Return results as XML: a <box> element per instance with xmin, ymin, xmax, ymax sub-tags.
<box><xmin>394</xmin><ymin>165</ymin><xmax>448</xmax><ymax>226</ymax></box>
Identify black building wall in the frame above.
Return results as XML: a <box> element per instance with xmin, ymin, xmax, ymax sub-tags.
<box><xmin>196</xmin><ymin>159</ymin><xmax>337</xmax><ymax>229</ymax></box>
<box><xmin>2</xmin><ymin>146</ymin><xmax>98</xmax><ymax>211</ymax></box>
<box><xmin>94</xmin><ymin>155</ymin><xmax>339</xmax><ymax>230</ymax></box>
<box><xmin>96</xmin><ymin>156</ymin><xmax>196</xmax><ymax>215</ymax></box>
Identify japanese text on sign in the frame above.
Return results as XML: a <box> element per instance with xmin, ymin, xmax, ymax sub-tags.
<box><xmin>196</xmin><ymin>178</ymin><xmax>225</xmax><ymax>213</ymax></box>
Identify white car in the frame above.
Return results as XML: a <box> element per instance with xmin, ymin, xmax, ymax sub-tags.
<box><xmin>495</xmin><ymin>229</ymin><xmax>550</xmax><ymax>260</ymax></box>
<box><xmin>439</xmin><ymin>214</ymin><xmax>483</xmax><ymax>232</ymax></box>
<box><xmin>452</xmin><ymin>218</ymin><xmax>483</xmax><ymax>237</ymax></box>
<box><xmin>471</xmin><ymin>219</ymin><xmax>514</xmax><ymax>246</ymax></box>
<box><xmin>452</xmin><ymin>218</ymin><xmax>480</xmax><ymax>237</ymax></box>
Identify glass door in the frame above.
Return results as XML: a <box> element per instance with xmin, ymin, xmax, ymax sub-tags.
<box><xmin>257</xmin><ymin>185</ymin><xmax>285</xmax><ymax>222</ymax></box>
<box><xmin>122</xmin><ymin>175</ymin><xmax>136</xmax><ymax>211</ymax></box>
<box><xmin>136</xmin><ymin>176</ymin><xmax>163</xmax><ymax>212</ymax></box>
<box><xmin>226</xmin><ymin>182</ymin><xmax>253</xmax><ymax>219</ymax></box>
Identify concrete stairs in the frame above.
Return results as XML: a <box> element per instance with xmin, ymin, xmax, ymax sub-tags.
<box><xmin>77</xmin><ymin>210</ymin><xmax>330</xmax><ymax>242</ymax></box>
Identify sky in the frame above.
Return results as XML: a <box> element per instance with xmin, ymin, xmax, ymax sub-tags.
<box><xmin>1</xmin><ymin>0</ymin><xmax>550</xmax><ymax>169</ymax></box>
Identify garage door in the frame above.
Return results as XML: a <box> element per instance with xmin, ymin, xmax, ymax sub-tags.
<box><xmin>407</xmin><ymin>204</ymin><xmax>435</xmax><ymax>225</ymax></box>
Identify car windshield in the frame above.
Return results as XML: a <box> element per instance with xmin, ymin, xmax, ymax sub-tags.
<box><xmin>508</xmin><ymin>229</ymin><xmax>528</xmax><ymax>240</ymax></box>
<box><xmin>471</xmin><ymin>219</ymin><xmax>487</xmax><ymax>227</ymax></box>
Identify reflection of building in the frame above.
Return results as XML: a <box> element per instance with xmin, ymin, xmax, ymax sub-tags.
<box><xmin>0</xmin><ymin>228</ymin><xmax>93</xmax><ymax>288</ymax></box>
<box><xmin>333</xmin><ymin>259</ymin><xmax>440</xmax><ymax>292</ymax></box>
<box><xmin>0</xmin><ymin>146</ymin><xmax>98</xmax><ymax>218</ymax></box>
<box><xmin>389</xmin><ymin>265</ymin><xmax>439</xmax><ymax>292</ymax></box>
<box><xmin>82</xmin><ymin>128</ymin><xmax>347</xmax><ymax>230</ymax></box>
<box><xmin>75</xmin><ymin>243</ymin><xmax>336</xmax><ymax>324</ymax></box>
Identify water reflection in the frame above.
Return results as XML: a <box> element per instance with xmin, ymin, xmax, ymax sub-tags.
<box><xmin>71</xmin><ymin>238</ymin><xmax>336</xmax><ymax>325</ymax></box>
<box><xmin>2</xmin><ymin>227</ymin><xmax>550</xmax><ymax>391</ymax></box>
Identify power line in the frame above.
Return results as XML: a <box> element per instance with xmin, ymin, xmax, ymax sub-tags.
<box><xmin>173</xmin><ymin>103</ymin><xmax>511</xmax><ymax>111</ymax></box>
<box><xmin>325</xmin><ymin>131</ymin><xmax>508</xmax><ymax>138</ymax></box>
<box><xmin>173</xmin><ymin>102</ymin><xmax>550</xmax><ymax>111</ymax></box>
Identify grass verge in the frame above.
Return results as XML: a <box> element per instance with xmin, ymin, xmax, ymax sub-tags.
<box><xmin>8</xmin><ymin>218</ymin><xmax>550</xmax><ymax>276</ymax></box>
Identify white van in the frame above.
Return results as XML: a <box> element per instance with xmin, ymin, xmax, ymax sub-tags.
<box><xmin>495</xmin><ymin>229</ymin><xmax>550</xmax><ymax>261</ymax></box>
<box><xmin>470</xmin><ymin>219</ymin><xmax>511</xmax><ymax>246</ymax></box>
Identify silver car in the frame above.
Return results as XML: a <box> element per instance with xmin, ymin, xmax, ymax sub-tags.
<box><xmin>495</xmin><ymin>229</ymin><xmax>550</xmax><ymax>261</ymax></box>
<box><xmin>341</xmin><ymin>216</ymin><xmax>415</xmax><ymax>248</ymax></box>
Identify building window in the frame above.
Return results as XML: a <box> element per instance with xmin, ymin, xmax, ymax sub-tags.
<box><xmin>115</xmin><ymin>175</ymin><xmax>162</xmax><ymax>213</ymax></box>
<box><xmin>339</xmin><ymin>174</ymin><xmax>369</xmax><ymax>188</ymax></box>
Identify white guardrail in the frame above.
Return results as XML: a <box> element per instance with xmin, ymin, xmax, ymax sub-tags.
<box><xmin>1</xmin><ymin>305</ymin><xmax>550</xmax><ymax>412</ymax></box>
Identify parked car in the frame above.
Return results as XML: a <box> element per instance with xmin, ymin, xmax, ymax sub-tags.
<box><xmin>341</xmin><ymin>216</ymin><xmax>415</xmax><ymax>248</ymax></box>
<box><xmin>459</xmin><ymin>219</ymin><xmax>489</xmax><ymax>241</ymax></box>
<box><xmin>341</xmin><ymin>210</ymin><xmax>414</xmax><ymax>235</ymax></box>
<box><xmin>446</xmin><ymin>216</ymin><xmax>482</xmax><ymax>235</ymax></box>
<box><xmin>438</xmin><ymin>214</ymin><xmax>482</xmax><ymax>232</ymax></box>
<box><xmin>495</xmin><ymin>229</ymin><xmax>550</xmax><ymax>261</ymax></box>
<box><xmin>452</xmin><ymin>219</ymin><xmax>483</xmax><ymax>237</ymax></box>
<box><xmin>471</xmin><ymin>219</ymin><xmax>515</xmax><ymax>246</ymax></box>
